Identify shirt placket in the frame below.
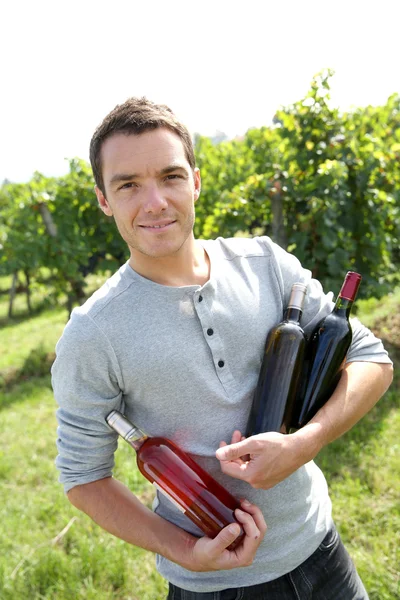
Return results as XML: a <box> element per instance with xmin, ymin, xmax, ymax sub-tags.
<box><xmin>193</xmin><ymin>288</ymin><xmax>239</xmax><ymax>397</ymax></box>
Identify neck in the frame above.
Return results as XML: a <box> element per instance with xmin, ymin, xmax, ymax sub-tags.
<box><xmin>334</xmin><ymin>296</ymin><xmax>353</xmax><ymax>317</ymax></box>
<box><xmin>128</xmin><ymin>237</ymin><xmax>210</xmax><ymax>287</ymax></box>
<box><xmin>284</xmin><ymin>307</ymin><xmax>302</xmax><ymax>323</ymax></box>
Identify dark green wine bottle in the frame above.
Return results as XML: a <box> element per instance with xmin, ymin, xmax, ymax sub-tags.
<box><xmin>294</xmin><ymin>271</ymin><xmax>362</xmax><ymax>428</ymax></box>
<box><xmin>246</xmin><ymin>283</ymin><xmax>307</xmax><ymax>436</ymax></box>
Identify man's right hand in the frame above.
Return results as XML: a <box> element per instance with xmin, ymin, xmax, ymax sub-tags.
<box><xmin>67</xmin><ymin>478</ymin><xmax>266</xmax><ymax>574</ymax></box>
<box><xmin>187</xmin><ymin>499</ymin><xmax>267</xmax><ymax>572</ymax></box>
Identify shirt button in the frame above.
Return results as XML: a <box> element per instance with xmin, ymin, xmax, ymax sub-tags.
<box><xmin>207</xmin><ymin>328</ymin><xmax>214</xmax><ymax>336</ymax></box>
<box><xmin>218</xmin><ymin>360</ymin><xmax>225</xmax><ymax>368</ymax></box>
<box><xmin>198</xmin><ymin>295</ymin><xmax>203</xmax><ymax>302</ymax></box>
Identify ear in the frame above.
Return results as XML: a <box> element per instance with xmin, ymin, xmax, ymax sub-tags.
<box><xmin>193</xmin><ymin>168</ymin><xmax>201</xmax><ymax>202</ymax></box>
<box><xmin>95</xmin><ymin>186</ymin><xmax>113</xmax><ymax>216</ymax></box>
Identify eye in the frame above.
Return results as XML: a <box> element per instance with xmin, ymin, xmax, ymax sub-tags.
<box><xmin>119</xmin><ymin>182</ymin><xmax>137</xmax><ymax>190</ymax></box>
<box><xmin>165</xmin><ymin>174</ymin><xmax>182</xmax><ymax>181</ymax></box>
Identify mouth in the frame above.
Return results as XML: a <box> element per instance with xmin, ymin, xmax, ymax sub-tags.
<box><xmin>138</xmin><ymin>220</ymin><xmax>176</xmax><ymax>231</ymax></box>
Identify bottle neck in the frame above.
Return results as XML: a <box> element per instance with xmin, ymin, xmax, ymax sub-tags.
<box><xmin>127</xmin><ymin>434</ymin><xmax>148</xmax><ymax>452</ymax></box>
<box><xmin>284</xmin><ymin>307</ymin><xmax>303</xmax><ymax>323</ymax></box>
<box><xmin>106</xmin><ymin>410</ymin><xmax>148</xmax><ymax>451</ymax></box>
<box><xmin>124</xmin><ymin>425</ymin><xmax>148</xmax><ymax>451</ymax></box>
<box><xmin>284</xmin><ymin>283</ymin><xmax>307</xmax><ymax>324</ymax></box>
<box><xmin>340</xmin><ymin>271</ymin><xmax>361</xmax><ymax>302</ymax></box>
<box><xmin>333</xmin><ymin>296</ymin><xmax>353</xmax><ymax>318</ymax></box>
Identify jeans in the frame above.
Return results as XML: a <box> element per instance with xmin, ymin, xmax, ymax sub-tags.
<box><xmin>167</xmin><ymin>524</ymin><xmax>369</xmax><ymax>600</ymax></box>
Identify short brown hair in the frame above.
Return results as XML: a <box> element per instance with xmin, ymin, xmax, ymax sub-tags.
<box><xmin>89</xmin><ymin>97</ymin><xmax>196</xmax><ymax>194</ymax></box>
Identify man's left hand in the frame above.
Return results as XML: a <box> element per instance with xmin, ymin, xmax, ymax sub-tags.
<box><xmin>216</xmin><ymin>429</ymin><xmax>314</xmax><ymax>490</ymax></box>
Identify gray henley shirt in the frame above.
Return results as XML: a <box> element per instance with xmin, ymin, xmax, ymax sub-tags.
<box><xmin>52</xmin><ymin>236</ymin><xmax>392</xmax><ymax>592</ymax></box>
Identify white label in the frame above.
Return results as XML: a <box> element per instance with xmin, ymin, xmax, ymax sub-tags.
<box><xmin>153</xmin><ymin>482</ymin><xmax>186</xmax><ymax>513</ymax></box>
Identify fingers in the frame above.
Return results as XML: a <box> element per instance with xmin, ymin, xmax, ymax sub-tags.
<box><xmin>216</xmin><ymin>438</ymin><xmax>251</xmax><ymax>462</ymax></box>
<box><xmin>207</xmin><ymin>522</ymin><xmax>242</xmax><ymax>555</ymax></box>
<box><xmin>218</xmin><ymin>436</ymin><xmax>252</xmax><ymax>480</ymax></box>
<box><xmin>234</xmin><ymin>508</ymin><xmax>261</xmax><ymax>541</ymax></box>
<box><xmin>232</xmin><ymin>500</ymin><xmax>267</xmax><ymax>561</ymax></box>
<box><xmin>219</xmin><ymin>436</ymin><xmax>245</xmax><ymax>466</ymax></box>
<box><xmin>190</xmin><ymin>500</ymin><xmax>267</xmax><ymax>572</ymax></box>
<box><xmin>231</xmin><ymin>430</ymin><xmax>242</xmax><ymax>444</ymax></box>
<box><xmin>219</xmin><ymin>458</ymin><xmax>249</xmax><ymax>480</ymax></box>
<box><xmin>208</xmin><ymin>501</ymin><xmax>265</xmax><ymax>557</ymax></box>
<box><xmin>217</xmin><ymin>432</ymin><xmax>255</xmax><ymax>477</ymax></box>
<box><xmin>239</xmin><ymin>499</ymin><xmax>267</xmax><ymax>536</ymax></box>
<box><xmin>218</xmin><ymin>430</ymin><xmax>242</xmax><ymax>456</ymax></box>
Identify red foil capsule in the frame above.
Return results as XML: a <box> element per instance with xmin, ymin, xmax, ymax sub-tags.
<box><xmin>339</xmin><ymin>272</ymin><xmax>362</xmax><ymax>301</ymax></box>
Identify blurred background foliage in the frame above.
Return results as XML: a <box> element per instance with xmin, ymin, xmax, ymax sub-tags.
<box><xmin>1</xmin><ymin>70</ymin><xmax>399</xmax><ymax>600</ymax></box>
<box><xmin>1</xmin><ymin>69</ymin><xmax>399</xmax><ymax>315</ymax></box>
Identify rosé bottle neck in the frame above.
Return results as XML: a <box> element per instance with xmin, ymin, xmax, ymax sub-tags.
<box><xmin>106</xmin><ymin>410</ymin><xmax>148</xmax><ymax>449</ymax></box>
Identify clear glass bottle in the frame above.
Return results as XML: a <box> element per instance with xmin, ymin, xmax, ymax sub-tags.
<box><xmin>106</xmin><ymin>410</ymin><xmax>245</xmax><ymax>550</ymax></box>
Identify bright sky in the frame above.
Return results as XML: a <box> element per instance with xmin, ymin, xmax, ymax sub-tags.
<box><xmin>1</xmin><ymin>0</ymin><xmax>399</xmax><ymax>184</ymax></box>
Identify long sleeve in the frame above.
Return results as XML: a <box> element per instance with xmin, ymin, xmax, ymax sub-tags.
<box><xmin>52</xmin><ymin>310</ymin><xmax>124</xmax><ymax>493</ymax></box>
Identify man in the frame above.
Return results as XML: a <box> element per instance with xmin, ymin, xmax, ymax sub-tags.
<box><xmin>52</xmin><ymin>97</ymin><xmax>393</xmax><ymax>599</ymax></box>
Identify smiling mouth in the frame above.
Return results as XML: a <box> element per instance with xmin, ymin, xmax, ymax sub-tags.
<box><xmin>139</xmin><ymin>221</ymin><xmax>176</xmax><ymax>229</ymax></box>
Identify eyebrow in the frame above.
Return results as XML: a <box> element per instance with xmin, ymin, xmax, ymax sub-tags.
<box><xmin>109</xmin><ymin>163</ymin><xmax>188</xmax><ymax>186</ymax></box>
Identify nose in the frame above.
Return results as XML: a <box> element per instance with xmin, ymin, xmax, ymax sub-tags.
<box><xmin>143</xmin><ymin>183</ymin><xmax>168</xmax><ymax>213</ymax></box>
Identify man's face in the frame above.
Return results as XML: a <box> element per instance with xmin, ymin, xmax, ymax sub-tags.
<box><xmin>96</xmin><ymin>128</ymin><xmax>201</xmax><ymax>263</ymax></box>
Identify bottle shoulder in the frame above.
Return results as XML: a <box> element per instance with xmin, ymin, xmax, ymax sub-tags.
<box><xmin>140</xmin><ymin>436</ymin><xmax>172</xmax><ymax>449</ymax></box>
<box><xmin>138</xmin><ymin>436</ymin><xmax>188</xmax><ymax>459</ymax></box>
<box><xmin>275</xmin><ymin>320</ymin><xmax>307</xmax><ymax>337</ymax></box>
<box><xmin>318</xmin><ymin>311</ymin><xmax>351</xmax><ymax>332</ymax></box>
<box><xmin>310</xmin><ymin>313</ymin><xmax>352</xmax><ymax>346</ymax></box>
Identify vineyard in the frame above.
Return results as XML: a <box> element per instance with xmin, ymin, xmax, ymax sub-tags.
<box><xmin>0</xmin><ymin>282</ymin><xmax>398</xmax><ymax>599</ymax></box>
<box><xmin>1</xmin><ymin>70</ymin><xmax>400</xmax><ymax>318</ymax></box>
<box><xmin>0</xmin><ymin>69</ymin><xmax>399</xmax><ymax>599</ymax></box>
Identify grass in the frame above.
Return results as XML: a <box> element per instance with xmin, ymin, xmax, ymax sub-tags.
<box><xmin>0</xmin><ymin>278</ymin><xmax>399</xmax><ymax>599</ymax></box>
<box><xmin>356</xmin><ymin>287</ymin><xmax>400</xmax><ymax>327</ymax></box>
<box><xmin>0</xmin><ymin>378</ymin><xmax>168</xmax><ymax>600</ymax></box>
<box><xmin>0</xmin><ymin>310</ymin><xmax>64</xmax><ymax>387</ymax></box>
<box><xmin>314</xmin><ymin>386</ymin><xmax>399</xmax><ymax>599</ymax></box>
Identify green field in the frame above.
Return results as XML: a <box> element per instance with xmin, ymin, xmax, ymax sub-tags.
<box><xmin>0</xmin><ymin>282</ymin><xmax>398</xmax><ymax>599</ymax></box>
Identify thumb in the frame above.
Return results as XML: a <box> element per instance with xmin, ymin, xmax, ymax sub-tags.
<box><xmin>210</xmin><ymin>523</ymin><xmax>242</xmax><ymax>553</ymax></box>
<box><xmin>216</xmin><ymin>438</ymin><xmax>252</xmax><ymax>461</ymax></box>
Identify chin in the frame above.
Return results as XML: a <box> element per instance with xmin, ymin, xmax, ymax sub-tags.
<box><xmin>133</xmin><ymin>242</ymin><xmax>183</xmax><ymax>259</ymax></box>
